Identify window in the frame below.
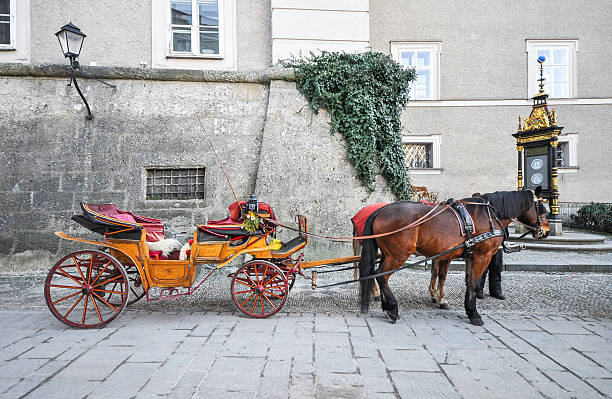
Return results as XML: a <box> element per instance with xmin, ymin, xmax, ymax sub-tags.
<box><xmin>170</xmin><ymin>0</ymin><xmax>221</xmax><ymax>56</ymax></box>
<box><xmin>146</xmin><ymin>167</ymin><xmax>205</xmax><ymax>200</ymax></box>
<box><xmin>151</xmin><ymin>0</ymin><xmax>235</xmax><ymax>70</ymax></box>
<box><xmin>391</xmin><ymin>42</ymin><xmax>441</xmax><ymax>100</ymax></box>
<box><xmin>402</xmin><ymin>134</ymin><xmax>441</xmax><ymax>174</ymax></box>
<box><xmin>556</xmin><ymin>133</ymin><xmax>578</xmax><ymax>173</ymax></box>
<box><xmin>0</xmin><ymin>0</ymin><xmax>15</xmax><ymax>49</ymax></box>
<box><xmin>526</xmin><ymin>40</ymin><xmax>577</xmax><ymax>98</ymax></box>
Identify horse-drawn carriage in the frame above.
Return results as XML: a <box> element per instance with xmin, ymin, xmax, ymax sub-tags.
<box><xmin>46</xmin><ymin>197</ymin><xmax>363</xmax><ymax>328</ymax></box>
<box><xmin>46</xmin><ymin>189</ymin><xmax>550</xmax><ymax>328</ymax></box>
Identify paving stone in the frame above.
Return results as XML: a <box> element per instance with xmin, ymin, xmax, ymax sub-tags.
<box><xmin>140</xmin><ymin>364</ymin><xmax>188</xmax><ymax>395</ymax></box>
<box><xmin>53</xmin><ymin>347</ymin><xmax>133</xmax><ymax>381</ymax></box>
<box><xmin>494</xmin><ymin>318</ymin><xmax>542</xmax><ymax>331</ymax></box>
<box><xmin>200</xmin><ymin>356</ymin><xmax>266</xmax><ymax>391</ymax></box>
<box><xmin>356</xmin><ymin>356</ymin><xmax>388</xmax><ymax>377</ymax></box>
<box><xmin>536</xmin><ymin>320</ymin><xmax>592</xmax><ymax>335</ymax></box>
<box><xmin>544</xmin><ymin>370</ymin><xmax>606</xmax><ymax>398</ymax></box>
<box><xmin>520</xmin><ymin>351</ymin><xmax>565</xmax><ymax>371</ymax></box>
<box><xmin>441</xmin><ymin>364</ymin><xmax>492</xmax><ymax>399</ymax></box>
<box><xmin>528</xmin><ymin>377</ymin><xmax>573</xmax><ymax>399</ymax></box>
<box><xmin>89</xmin><ymin>362</ymin><xmax>161</xmax><ymax>399</ymax></box>
<box><xmin>390</xmin><ymin>371</ymin><xmax>459</xmax><ymax>398</ymax></box>
<box><xmin>316</xmin><ymin>372</ymin><xmax>363</xmax><ymax>387</ymax></box>
<box><xmin>379</xmin><ymin>349</ymin><xmax>438</xmax><ymax>372</ymax></box>
<box><xmin>314</xmin><ymin>348</ymin><xmax>357</xmax><ymax>373</ymax></box>
<box><xmin>542</xmin><ymin>349</ymin><xmax>612</xmax><ymax>379</ymax></box>
<box><xmin>361</xmin><ymin>376</ymin><xmax>394</xmax><ymax>393</ymax></box>
<box><xmin>514</xmin><ymin>330</ymin><xmax>572</xmax><ymax>350</ymax></box>
<box><xmin>25</xmin><ymin>378</ymin><xmax>99</xmax><ymax>399</ymax></box>
<box><xmin>445</xmin><ymin>348</ymin><xmax>511</xmax><ymax>371</ymax></box>
<box><xmin>555</xmin><ymin>333</ymin><xmax>611</xmax><ymax>352</ymax></box>
<box><xmin>583</xmin><ymin>350</ymin><xmax>612</xmax><ymax>370</ymax></box>
<box><xmin>586</xmin><ymin>377</ymin><xmax>612</xmax><ymax>398</ymax></box>
<box><xmin>127</xmin><ymin>343</ymin><xmax>178</xmax><ymax>363</ymax></box>
<box><xmin>475</xmin><ymin>368</ymin><xmax>543</xmax><ymax>398</ymax></box>
<box><xmin>0</xmin><ymin>358</ymin><xmax>47</xmax><ymax>378</ymax></box>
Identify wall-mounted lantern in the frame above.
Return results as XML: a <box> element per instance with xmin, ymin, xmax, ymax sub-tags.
<box><xmin>55</xmin><ymin>22</ymin><xmax>115</xmax><ymax>120</ymax></box>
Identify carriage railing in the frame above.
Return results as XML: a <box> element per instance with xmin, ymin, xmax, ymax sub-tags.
<box><xmin>559</xmin><ymin>201</ymin><xmax>612</xmax><ymax>233</ymax></box>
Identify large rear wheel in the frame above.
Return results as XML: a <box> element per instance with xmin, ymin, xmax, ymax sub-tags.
<box><xmin>44</xmin><ymin>250</ymin><xmax>130</xmax><ymax>328</ymax></box>
<box><xmin>231</xmin><ymin>260</ymin><xmax>288</xmax><ymax>318</ymax></box>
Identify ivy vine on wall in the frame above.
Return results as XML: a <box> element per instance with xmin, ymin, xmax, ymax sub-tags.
<box><xmin>283</xmin><ymin>51</ymin><xmax>416</xmax><ymax>200</ymax></box>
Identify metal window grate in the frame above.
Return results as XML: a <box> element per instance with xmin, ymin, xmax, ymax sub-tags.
<box><xmin>555</xmin><ymin>142</ymin><xmax>568</xmax><ymax>168</ymax></box>
<box><xmin>146</xmin><ymin>167</ymin><xmax>205</xmax><ymax>200</ymax></box>
<box><xmin>403</xmin><ymin>143</ymin><xmax>432</xmax><ymax>168</ymax></box>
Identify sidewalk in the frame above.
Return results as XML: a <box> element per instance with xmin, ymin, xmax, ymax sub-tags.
<box><xmin>1</xmin><ymin>309</ymin><xmax>611</xmax><ymax>398</ymax></box>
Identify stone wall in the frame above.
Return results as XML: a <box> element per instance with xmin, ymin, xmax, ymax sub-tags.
<box><xmin>0</xmin><ymin>67</ymin><xmax>271</xmax><ymax>271</ymax></box>
<box><xmin>1</xmin><ymin>63</ymin><xmax>611</xmax><ymax>272</ymax></box>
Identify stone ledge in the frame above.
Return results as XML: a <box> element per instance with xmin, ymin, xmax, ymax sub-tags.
<box><xmin>0</xmin><ymin>63</ymin><xmax>295</xmax><ymax>83</ymax></box>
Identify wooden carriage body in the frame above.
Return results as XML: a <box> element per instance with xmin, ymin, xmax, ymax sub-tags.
<box><xmin>56</xmin><ymin>202</ymin><xmax>308</xmax><ymax>291</ymax></box>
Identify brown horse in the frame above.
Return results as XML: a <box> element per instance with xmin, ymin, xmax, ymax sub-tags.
<box><xmin>358</xmin><ymin>188</ymin><xmax>550</xmax><ymax>326</ymax></box>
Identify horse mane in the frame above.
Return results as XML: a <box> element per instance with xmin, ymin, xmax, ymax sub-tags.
<box><xmin>478</xmin><ymin>190</ymin><xmax>533</xmax><ymax>219</ymax></box>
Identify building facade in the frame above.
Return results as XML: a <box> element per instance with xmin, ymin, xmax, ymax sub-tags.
<box><xmin>1</xmin><ymin>0</ymin><xmax>611</xmax><ymax>269</ymax></box>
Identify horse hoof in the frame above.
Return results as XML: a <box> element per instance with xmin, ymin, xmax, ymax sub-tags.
<box><xmin>374</xmin><ymin>295</ymin><xmax>381</xmax><ymax>302</ymax></box>
<box><xmin>386</xmin><ymin>311</ymin><xmax>398</xmax><ymax>324</ymax></box>
<box><xmin>439</xmin><ymin>302</ymin><xmax>450</xmax><ymax>310</ymax></box>
<box><xmin>431</xmin><ymin>297</ymin><xmax>437</xmax><ymax>303</ymax></box>
<box><xmin>469</xmin><ymin>318</ymin><xmax>484</xmax><ymax>326</ymax></box>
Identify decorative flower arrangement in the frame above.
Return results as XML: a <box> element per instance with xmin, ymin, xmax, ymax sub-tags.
<box><xmin>242</xmin><ymin>211</ymin><xmax>263</xmax><ymax>233</ymax></box>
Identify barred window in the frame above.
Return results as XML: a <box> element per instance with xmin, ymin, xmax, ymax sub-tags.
<box><xmin>403</xmin><ymin>143</ymin><xmax>432</xmax><ymax>169</ymax></box>
<box><xmin>555</xmin><ymin>142</ymin><xmax>569</xmax><ymax>168</ymax></box>
<box><xmin>146</xmin><ymin>167</ymin><xmax>205</xmax><ymax>200</ymax></box>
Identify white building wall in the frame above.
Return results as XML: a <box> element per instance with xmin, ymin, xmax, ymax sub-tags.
<box><xmin>271</xmin><ymin>0</ymin><xmax>370</xmax><ymax>63</ymax></box>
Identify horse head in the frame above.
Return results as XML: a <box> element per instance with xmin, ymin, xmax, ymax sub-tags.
<box><xmin>517</xmin><ymin>186</ymin><xmax>550</xmax><ymax>239</ymax></box>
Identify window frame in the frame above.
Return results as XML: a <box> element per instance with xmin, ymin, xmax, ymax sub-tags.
<box><xmin>0</xmin><ymin>0</ymin><xmax>16</xmax><ymax>50</ymax></box>
<box><xmin>167</xmin><ymin>0</ymin><xmax>224</xmax><ymax>59</ymax></box>
<box><xmin>556</xmin><ymin>133</ymin><xmax>578</xmax><ymax>173</ymax></box>
<box><xmin>391</xmin><ymin>42</ymin><xmax>441</xmax><ymax>101</ymax></box>
<box><xmin>526</xmin><ymin>39</ymin><xmax>578</xmax><ymax>99</ymax></box>
<box><xmin>402</xmin><ymin>134</ymin><xmax>442</xmax><ymax>175</ymax></box>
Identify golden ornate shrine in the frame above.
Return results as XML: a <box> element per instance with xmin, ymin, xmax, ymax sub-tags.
<box><xmin>513</xmin><ymin>56</ymin><xmax>563</xmax><ymax>235</ymax></box>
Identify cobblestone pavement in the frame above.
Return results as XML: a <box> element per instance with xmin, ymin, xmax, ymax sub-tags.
<box><xmin>1</xmin><ymin>269</ymin><xmax>611</xmax><ymax>398</ymax></box>
<box><xmin>1</xmin><ymin>309</ymin><xmax>611</xmax><ymax>398</ymax></box>
<box><xmin>2</xmin><ymin>269</ymin><xmax>611</xmax><ymax>317</ymax></box>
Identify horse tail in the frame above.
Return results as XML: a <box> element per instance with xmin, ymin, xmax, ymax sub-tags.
<box><xmin>359</xmin><ymin>215</ymin><xmax>379</xmax><ymax>313</ymax></box>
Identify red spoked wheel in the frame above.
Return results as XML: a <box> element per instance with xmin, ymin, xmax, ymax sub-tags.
<box><xmin>44</xmin><ymin>250</ymin><xmax>130</xmax><ymax>328</ymax></box>
<box><xmin>107</xmin><ymin>264</ymin><xmax>144</xmax><ymax>306</ymax></box>
<box><xmin>231</xmin><ymin>260</ymin><xmax>288</xmax><ymax>318</ymax></box>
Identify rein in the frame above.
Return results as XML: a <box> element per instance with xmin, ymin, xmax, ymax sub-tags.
<box><xmin>263</xmin><ymin>203</ymin><xmax>451</xmax><ymax>242</ymax></box>
<box><xmin>311</xmin><ymin>228</ymin><xmax>505</xmax><ymax>289</ymax></box>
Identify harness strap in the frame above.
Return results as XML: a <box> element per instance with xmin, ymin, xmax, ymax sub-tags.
<box><xmin>312</xmin><ymin>229</ymin><xmax>505</xmax><ymax>289</ymax></box>
<box><xmin>264</xmin><ymin>203</ymin><xmax>450</xmax><ymax>242</ymax></box>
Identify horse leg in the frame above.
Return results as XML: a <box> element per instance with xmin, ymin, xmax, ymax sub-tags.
<box><xmin>429</xmin><ymin>259</ymin><xmax>439</xmax><ymax>303</ymax></box>
<box><xmin>436</xmin><ymin>259</ymin><xmax>451</xmax><ymax>309</ymax></box>
<box><xmin>375</xmin><ymin>258</ymin><xmax>401</xmax><ymax>323</ymax></box>
<box><xmin>464</xmin><ymin>255</ymin><xmax>490</xmax><ymax>326</ymax></box>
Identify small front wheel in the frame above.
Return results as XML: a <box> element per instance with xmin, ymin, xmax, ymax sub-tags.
<box><xmin>44</xmin><ymin>250</ymin><xmax>130</xmax><ymax>328</ymax></box>
<box><xmin>231</xmin><ymin>260</ymin><xmax>288</xmax><ymax>318</ymax></box>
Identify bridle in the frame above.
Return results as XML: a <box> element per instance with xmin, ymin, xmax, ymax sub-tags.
<box><xmin>514</xmin><ymin>195</ymin><xmax>547</xmax><ymax>239</ymax></box>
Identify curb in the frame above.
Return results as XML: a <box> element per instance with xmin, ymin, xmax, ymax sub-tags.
<box><xmin>406</xmin><ymin>261</ymin><xmax>612</xmax><ymax>273</ymax></box>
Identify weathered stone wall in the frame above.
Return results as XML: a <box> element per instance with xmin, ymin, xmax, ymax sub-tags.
<box><xmin>0</xmin><ymin>70</ymin><xmax>270</xmax><ymax>271</ymax></box>
<box><xmin>1</xmin><ymin>64</ymin><xmax>611</xmax><ymax>272</ymax></box>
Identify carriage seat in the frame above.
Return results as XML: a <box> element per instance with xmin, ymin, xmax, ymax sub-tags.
<box><xmin>271</xmin><ymin>236</ymin><xmax>307</xmax><ymax>257</ymax></box>
<box><xmin>84</xmin><ymin>203</ymin><xmax>165</xmax><ymax>242</ymax></box>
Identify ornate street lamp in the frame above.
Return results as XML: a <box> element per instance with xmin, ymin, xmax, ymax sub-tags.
<box><xmin>513</xmin><ymin>55</ymin><xmax>563</xmax><ymax>235</ymax></box>
<box><xmin>55</xmin><ymin>23</ymin><xmax>115</xmax><ymax>120</ymax></box>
